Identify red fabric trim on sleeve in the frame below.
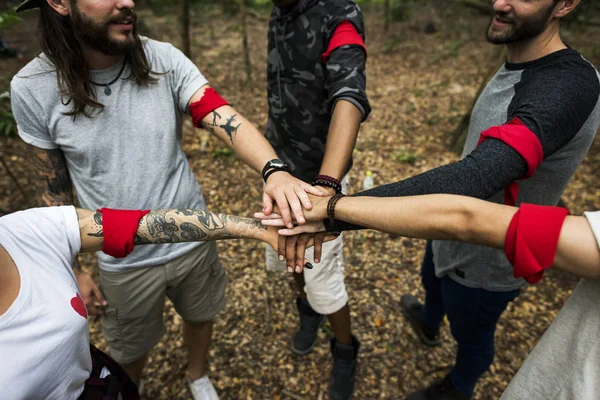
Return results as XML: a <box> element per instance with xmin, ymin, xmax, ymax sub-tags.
<box><xmin>190</xmin><ymin>88</ymin><xmax>230</xmax><ymax>128</ymax></box>
<box><xmin>504</xmin><ymin>203</ymin><xmax>569</xmax><ymax>284</ymax></box>
<box><xmin>322</xmin><ymin>20</ymin><xmax>367</xmax><ymax>63</ymax></box>
<box><xmin>477</xmin><ymin>117</ymin><xmax>544</xmax><ymax>206</ymax></box>
<box><xmin>99</xmin><ymin>208</ymin><xmax>150</xmax><ymax>258</ymax></box>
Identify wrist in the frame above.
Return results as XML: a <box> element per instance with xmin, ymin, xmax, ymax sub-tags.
<box><xmin>262</xmin><ymin>159</ymin><xmax>290</xmax><ymax>182</ymax></box>
<box><xmin>265</xmin><ymin>169</ymin><xmax>289</xmax><ymax>182</ymax></box>
<box><xmin>311</xmin><ymin>174</ymin><xmax>342</xmax><ymax>194</ymax></box>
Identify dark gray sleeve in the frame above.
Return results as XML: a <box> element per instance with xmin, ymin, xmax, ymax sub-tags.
<box><xmin>328</xmin><ymin>139</ymin><xmax>527</xmax><ymax>231</ymax></box>
<box><xmin>324</xmin><ymin>42</ymin><xmax>370</xmax><ymax>121</ymax></box>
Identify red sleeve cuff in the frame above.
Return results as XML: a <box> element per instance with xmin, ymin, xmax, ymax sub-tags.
<box><xmin>477</xmin><ymin>117</ymin><xmax>544</xmax><ymax>205</ymax></box>
<box><xmin>322</xmin><ymin>20</ymin><xmax>367</xmax><ymax>63</ymax></box>
<box><xmin>478</xmin><ymin>117</ymin><xmax>543</xmax><ymax>178</ymax></box>
<box><xmin>504</xmin><ymin>203</ymin><xmax>569</xmax><ymax>284</ymax></box>
<box><xmin>99</xmin><ymin>208</ymin><xmax>150</xmax><ymax>258</ymax></box>
<box><xmin>190</xmin><ymin>88</ymin><xmax>229</xmax><ymax>128</ymax></box>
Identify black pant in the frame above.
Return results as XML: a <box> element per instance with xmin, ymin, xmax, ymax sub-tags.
<box><xmin>419</xmin><ymin>241</ymin><xmax>519</xmax><ymax>395</ymax></box>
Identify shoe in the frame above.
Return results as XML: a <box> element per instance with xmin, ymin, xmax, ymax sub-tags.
<box><xmin>291</xmin><ymin>297</ymin><xmax>326</xmax><ymax>355</ymax></box>
<box><xmin>405</xmin><ymin>376</ymin><xmax>472</xmax><ymax>400</ymax></box>
<box><xmin>188</xmin><ymin>376</ymin><xmax>219</xmax><ymax>400</ymax></box>
<box><xmin>328</xmin><ymin>335</ymin><xmax>360</xmax><ymax>400</ymax></box>
<box><xmin>400</xmin><ymin>294</ymin><xmax>442</xmax><ymax>347</ymax></box>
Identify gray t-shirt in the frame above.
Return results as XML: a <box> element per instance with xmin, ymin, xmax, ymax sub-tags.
<box><xmin>11</xmin><ymin>38</ymin><xmax>211</xmax><ymax>271</ymax></box>
<box><xmin>500</xmin><ymin>211</ymin><xmax>600</xmax><ymax>400</ymax></box>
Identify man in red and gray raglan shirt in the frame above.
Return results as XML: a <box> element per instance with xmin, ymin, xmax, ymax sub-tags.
<box><xmin>320</xmin><ymin>0</ymin><xmax>600</xmax><ymax>399</ymax></box>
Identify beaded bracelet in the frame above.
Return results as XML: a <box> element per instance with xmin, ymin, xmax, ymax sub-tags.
<box><xmin>311</xmin><ymin>177</ymin><xmax>342</xmax><ymax>194</ymax></box>
<box><xmin>327</xmin><ymin>193</ymin><xmax>346</xmax><ymax>222</ymax></box>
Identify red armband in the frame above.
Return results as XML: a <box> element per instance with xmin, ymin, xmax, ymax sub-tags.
<box><xmin>322</xmin><ymin>20</ymin><xmax>367</xmax><ymax>63</ymax></box>
<box><xmin>98</xmin><ymin>208</ymin><xmax>150</xmax><ymax>258</ymax></box>
<box><xmin>190</xmin><ymin>88</ymin><xmax>230</xmax><ymax>128</ymax></box>
<box><xmin>477</xmin><ymin>117</ymin><xmax>544</xmax><ymax>206</ymax></box>
<box><xmin>504</xmin><ymin>203</ymin><xmax>569</xmax><ymax>284</ymax></box>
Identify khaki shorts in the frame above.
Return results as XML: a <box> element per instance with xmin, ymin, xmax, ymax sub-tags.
<box><xmin>99</xmin><ymin>242</ymin><xmax>227</xmax><ymax>364</ymax></box>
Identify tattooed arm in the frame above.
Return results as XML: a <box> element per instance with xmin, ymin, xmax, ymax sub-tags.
<box><xmin>27</xmin><ymin>145</ymin><xmax>75</xmax><ymax>207</ymax></box>
<box><xmin>27</xmin><ymin>145</ymin><xmax>82</xmax><ymax>272</ymax></box>
<box><xmin>189</xmin><ymin>85</ymin><xmax>325</xmax><ymax>228</ymax></box>
<box><xmin>77</xmin><ymin>208</ymin><xmax>279</xmax><ymax>253</ymax></box>
<box><xmin>26</xmin><ymin>145</ymin><xmax>107</xmax><ymax>313</ymax></box>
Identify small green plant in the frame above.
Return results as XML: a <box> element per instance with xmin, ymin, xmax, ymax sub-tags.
<box><xmin>211</xmin><ymin>147</ymin><xmax>236</xmax><ymax>160</ymax></box>
<box><xmin>0</xmin><ymin>11</ymin><xmax>22</xmax><ymax>29</ymax></box>
<box><xmin>445</xmin><ymin>40</ymin><xmax>462</xmax><ymax>56</ymax></box>
<box><xmin>394</xmin><ymin>147</ymin><xmax>418</xmax><ymax>164</ymax></box>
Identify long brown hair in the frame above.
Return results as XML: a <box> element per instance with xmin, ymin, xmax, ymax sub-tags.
<box><xmin>38</xmin><ymin>1</ymin><xmax>159</xmax><ymax>118</ymax></box>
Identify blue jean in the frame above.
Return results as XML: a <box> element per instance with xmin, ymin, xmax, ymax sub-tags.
<box><xmin>419</xmin><ymin>241</ymin><xmax>519</xmax><ymax>396</ymax></box>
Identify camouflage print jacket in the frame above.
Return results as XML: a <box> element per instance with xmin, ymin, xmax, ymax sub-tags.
<box><xmin>266</xmin><ymin>0</ymin><xmax>371</xmax><ymax>182</ymax></box>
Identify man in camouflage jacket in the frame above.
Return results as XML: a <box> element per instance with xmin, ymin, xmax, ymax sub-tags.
<box><xmin>265</xmin><ymin>1</ymin><xmax>371</xmax><ymax>398</ymax></box>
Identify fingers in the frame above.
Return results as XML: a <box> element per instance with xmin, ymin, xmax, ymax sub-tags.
<box><xmin>278</xmin><ymin>234</ymin><xmax>287</xmax><ymax>263</ymax></box>
<box><xmin>302</xmin><ymin>183</ymin><xmax>328</xmax><ymax>196</ymax></box>
<box><xmin>294</xmin><ymin>234</ymin><xmax>311</xmax><ymax>272</ymax></box>
<box><xmin>312</xmin><ymin>232</ymin><xmax>326</xmax><ymax>263</ymax></box>
<box><xmin>262</xmin><ymin>192</ymin><xmax>274</xmax><ymax>215</ymax></box>
<box><xmin>92</xmin><ymin>283</ymin><xmax>108</xmax><ymax>307</ymax></box>
<box><xmin>294</xmin><ymin>185</ymin><xmax>313</xmax><ymax>210</ymax></box>
<box><xmin>284</xmin><ymin>235</ymin><xmax>299</xmax><ymax>273</ymax></box>
<box><xmin>278</xmin><ymin>221</ymin><xmax>326</xmax><ymax>236</ymax></box>
<box><xmin>253</xmin><ymin>211</ymin><xmax>285</xmax><ymax>221</ymax></box>
<box><xmin>283</xmin><ymin>187</ymin><xmax>306</xmax><ymax>225</ymax></box>
<box><xmin>261</xmin><ymin>218</ymin><xmax>287</xmax><ymax>227</ymax></box>
<box><xmin>272</xmin><ymin>190</ymin><xmax>294</xmax><ymax>229</ymax></box>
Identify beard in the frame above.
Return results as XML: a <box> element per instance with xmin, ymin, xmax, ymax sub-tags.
<box><xmin>71</xmin><ymin>4</ymin><xmax>138</xmax><ymax>56</ymax></box>
<box><xmin>486</xmin><ymin>3</ymin><xmax>556</xmax><ymax>45</ymax></box>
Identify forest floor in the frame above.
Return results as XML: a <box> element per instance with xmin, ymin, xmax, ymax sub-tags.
<box><xmin>1</xmin><ymin>3</ymin><xmax>600</xmax><ymax>399</ymax></box>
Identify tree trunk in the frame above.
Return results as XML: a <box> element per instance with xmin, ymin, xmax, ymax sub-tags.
<box><xmin>240</xmin><ymin>0</ymin><xmax>252</xmax><ymax>85</ymax></box>
<box><xmin>384</xmin><ymin>0</ymin><xmax>391</xmax><ymax>32</ymax></box>
<box><xmin>180</xmin><ymin>0</ymin><xmax>191</xmax><ymax>58</ymax></box>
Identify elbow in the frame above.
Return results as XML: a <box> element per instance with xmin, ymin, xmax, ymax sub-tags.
<box><xmin>452</xmin><ymin>206</ymin><xmax>480</xmax><ymax>245</ymax></box>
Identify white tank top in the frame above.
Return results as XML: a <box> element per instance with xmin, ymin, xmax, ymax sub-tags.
<box><xmin>0</xmin><ymin>206</ymin><xmax>91</xmax><ymax>399</ymax></box>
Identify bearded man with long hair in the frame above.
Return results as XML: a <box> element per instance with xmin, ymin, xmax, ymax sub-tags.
<box><xmin>11</xmin><ymin>1</ymin><xmax>323</xmax><ymax>398</ymax></box>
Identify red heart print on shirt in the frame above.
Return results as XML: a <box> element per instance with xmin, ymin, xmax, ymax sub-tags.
<box><xmin>71</xmin><ymin>293</ymin><xmax>88</xmax><ymax>319</ymax></box>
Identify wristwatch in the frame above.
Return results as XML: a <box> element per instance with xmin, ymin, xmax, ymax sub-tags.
<box><xmin>262</xmin><ymin>159</ymin><xmax>290</xmax><ymax>182</ymax></box>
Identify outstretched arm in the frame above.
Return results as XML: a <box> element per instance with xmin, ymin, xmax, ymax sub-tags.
<box><xmin>189</xmin><ymin>85</ymin><xmax>325</xmax><ymax>228</ymax></box>
<box><xmin>275</xmin><ymin>194</ymin><xmax>600</xmax><ymax>279</ymax></box>
<box><xmin>77</xmin><ymin>208</ymin><xmax>278</xmax><ymax>253</ymax></box>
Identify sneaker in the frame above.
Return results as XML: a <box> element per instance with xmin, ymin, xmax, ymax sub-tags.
<box><xmin>400</xmin><ymin>294</ymin><xmax>442</xmax><ymax>347</ymax></box>
<box><xmin>188</xmin><ymin>376</ymin><xmax>219</xmax><ymax>400</ymax></box>
<box><xmin>328</xmin><ymin>335</ymin><xmax>360</xmax><ymax>400</ymax></box>
<box><xmin>405</xmin><ymin>376</ymin><xmax>472</xmax><ymax>400</ymax></box>
<box><xmin>291</xmin><ymin>297</ymin><xmax>326</xmax><ymax>355</ymax></box>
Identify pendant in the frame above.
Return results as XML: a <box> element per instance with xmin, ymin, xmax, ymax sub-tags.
<box><xmin>104</xmin><ymin>85</ymin><xmax>112</xmax><ymax>96</ymax></box>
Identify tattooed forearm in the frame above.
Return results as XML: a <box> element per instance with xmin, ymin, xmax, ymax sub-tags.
<box><xmin>219</xmin><ymin>114</ymin><xmax>241</xmax><ymax>145</ymax></box>
<box><xmin>200</xmin><ymin>110</ymin><xmax>242</xmax><ymax>145</ymax></box>
<box><xmin>78</xmin><ymin>207</ymin><xmax>271</xmax><ymax>253</ymax></box>
<box><xmin>86</xmin><ymin>211</ymin><xmax>104</xmax><ymax>238</ymax></box>
<box><xmin>27</xmin><ymin>146</ymin><xmax>74</xmax><ymax>207</ymax></box>
<box><xmin>133</xmin><ymin>209</ymin><xmax>266</xmax><ymax>245</ymax></box>
<box><xmin>200</xmin><ymin>110</ymin><xmax>221</xmax><ymax>134</ymax></box>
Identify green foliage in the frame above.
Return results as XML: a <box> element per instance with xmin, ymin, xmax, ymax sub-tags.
<box><xmin>0</xmin><ymin>10</ymin><xmax>22</xmax><ymax>29</ymax></box>
<box><xmin>212</xmin><ymin>147</ymin><xmax>236</xmax><ymax>160</ymax></box>
<box><xmin>393</xmin><ymin>148</ymin><xmax>418</xmax><ymax>164</ymax></box>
